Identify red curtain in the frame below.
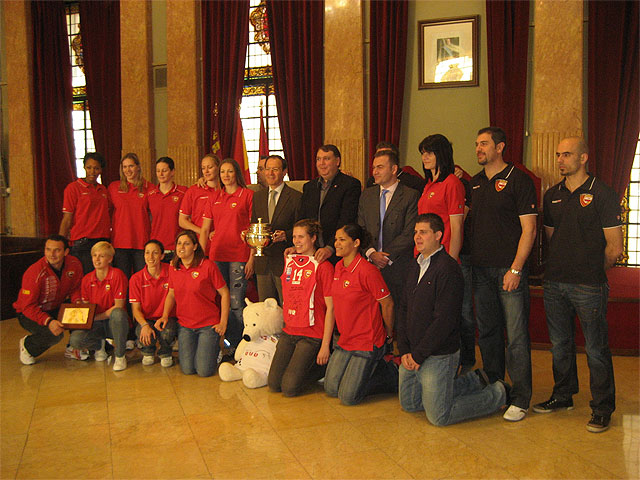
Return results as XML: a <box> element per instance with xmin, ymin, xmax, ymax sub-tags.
<box><xmin>202</xmin><ymin>0</ymin><xmax>249</xmax><ymax>158</ymax></box>
<box><xmin>31</xmin><ymin>0</ymin><xmax>77</xmax><ymax>236</ymax></box>
<box><xmin>369</xmin><ymin>0</ymin><xmax>408</xmax><ymax>170</ymax></box>
<box><xmin>588</xmin><ymin>1</ymin><xmax>639</xmax><ymax>200</ymax></box>
<box><xmin>79</xmin><ymin>0</ymin><xmax>122</xmax><ymax>185</ymax></box>
<box><xmin>486</xmin><ymin>1</ymin><xmax>530</xmax><ymax>165</ymax></box>
<box><xmin>266</xmin><ymin>0</ymin><xmax>324</xmax><ymax>180</ymax></box>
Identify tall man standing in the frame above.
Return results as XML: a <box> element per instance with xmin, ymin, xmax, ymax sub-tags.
<box><xmin>251</xmin><ymin>155</ymin><xmax>301</xmax><ymax>303</ymax></box>
<box><xmin>299</xmin><ymin>144</ymin><xmax>361</xmax><ymax>264</ymax></box>
<box><xmin>13</xmin><ymin>234</ymin><xmax>83</xmax><ymax>364</ymax></box>
<box><xmin>533</xmin><ymin>137</ymin><xmax>622</xmax><ymax>433</ymax></box>
<box><xmin>470</xmin><ymin>127</ymin><xmax>538</xmax><ymax>422</ymax></box>
<box><xmin>358</xmin><ymin>150</ymin><xmax>418</xmax><ymax>324</ymax></box>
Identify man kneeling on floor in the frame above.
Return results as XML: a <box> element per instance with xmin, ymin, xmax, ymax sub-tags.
<box><xmin>397</xmin><ymin>213</ymin><xmax>508</xmax><ymax>425</ymax></box>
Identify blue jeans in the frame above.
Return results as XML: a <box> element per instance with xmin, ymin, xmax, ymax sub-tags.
<box><xmin>69</xmin><ymin>307</ymin><xmax>129</xmax><ymax>357</ymax></box>
<box><xmin>399</xmin><ymin>350</ymin><xmax>506</xmax><ymax>426</ymax></box>
<box><xmin>178</xmin><ymin>325</ymin><xmax>220</xmax><ymax>377</ymax></box>
<box><xmin>459</xmin><ymin>254</ymin><xmax>476</xmax><ymax>368</ymax></box>
<box><xmin>543</xmin><ymin>281</ymin><xmax>615</xmax><ymax>416</ymax></box>
<box><xmin>215</xmin><ymin>261</ymin><xmax>247</xmax><ymax>349</ymax></box>
<box><xmin>135</xmin><ymin>318</ymin><xmax>177</xmax><ymax>357</ymax></box>
<box><xmin>473</xmin><ymin>266</ymin><xmax>532</xmax><ymax>409</ymax></box>
<box><xmin>324</xmin><ymin>344</ymin><xmax>397</xmax><ymax>405</ymax></box>
<box><xmin>19</xmin><ymin>313</ymin><xmax>63</xmax><ymax>358</ymax></box>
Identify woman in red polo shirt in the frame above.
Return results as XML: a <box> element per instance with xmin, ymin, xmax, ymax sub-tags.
<box><xmin>417</xmin><ymin>134</ymin><xmax>465</xmax><ymax>260</ymax></box>
<box><xmin>108</xmin><ymin>153</ymin><xmax>154</xmax><ymax>278</ymax></box>
<box><xmin>69</xmin><ymin>241</ymin><xmax>129</xmax><ymax>371</ymax></box>
<box><xmin>179</xmin><ymin>154</ymin><xmax>221</xmax><ymax>237</ymax></box>
<box><xmin>59</xmin><ymin>152</ymin><xmax>110</xmax><ymax>275</ymax></box>
<box><xmin>148</xmin><ymin>157</ymin><xmax>187</xmax><ymax>263</ymax></box>
<box><xmin>268</xmin><ymin>219</ymin><xmax>335</xmax><ymax>397</ymax></box>
<box><xmin>159</xmin><ymin>230</ymin><xmax>230</xmax><ymax>377</ymax></box>
<box><xmin>199</xmin><ymin>158</ymin><xmax>254</xmax><ymax>352</ymax></box>
<box><xmin>324</xmin><ymin>223</ymin><xmax>397</xmax><ymax>406</ymax></box>
<box><xmin>129</xmin><ymin>239</ymin><xmax>177</xmax><ymax>367</ymax></box>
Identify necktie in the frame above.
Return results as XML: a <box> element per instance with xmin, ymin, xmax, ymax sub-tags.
<box><xmin>268</xmin><ymin>189</ymin><xmax>277</xmax><ymax>222</ymax></box>
<box><xmin>379</xmin><ymin>189</ymin><xmax>388</xmax><ymax>250</ymax></box>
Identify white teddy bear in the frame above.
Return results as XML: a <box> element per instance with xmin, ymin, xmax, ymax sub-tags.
<box><xmin>218</xmin><ymin>298</ymin><xmax>283</xmax><ymax>388</ymax></box>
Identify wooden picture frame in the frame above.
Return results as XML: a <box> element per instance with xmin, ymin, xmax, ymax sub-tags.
<box><xmin>418</xmin><ymin>15</ymin><xmax>479</xmax><ymax>89</ymax></box>
<box><xmin>58</xmin><ymin>303</ymin><xmax>96</xmax><ymax>330</ymax></box>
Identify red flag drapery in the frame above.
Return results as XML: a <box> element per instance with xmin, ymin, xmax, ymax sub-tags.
<box><xmin>259</xmin><ymin>106</ymin><xmax>269</xmax><ymax>158</ymax></box>
<box><xmin>232</xmin><ymin>109</ymin><xmax>252</xmax><ymax>185</ymax></box>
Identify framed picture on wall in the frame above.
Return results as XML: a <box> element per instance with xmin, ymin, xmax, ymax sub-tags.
<box><xmin>418</xmin><ymin>15</ymin><xmax>479</xmax><ymax>89</ymax></box>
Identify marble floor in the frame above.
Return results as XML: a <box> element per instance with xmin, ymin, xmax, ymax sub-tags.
<box><xmin>1</xmin><ymin>317</ymin><xmax>638</xmax><ymax>480</ymax></box>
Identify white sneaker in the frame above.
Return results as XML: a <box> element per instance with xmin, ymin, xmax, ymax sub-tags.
<box><xmin>160</xmin><ymin>356</ymin><xmax>173</xmax><ymax>368</ymax></box>
<box><xmin>94</xmin><ymin>340</ymin><xmax>108</xmax><ymax>362</ymax></box>
<box><xmin>113</xmin><ymin>356</ymin><xmax>127</xmax><ymax>371</ymax></box>
<box><xmin>503</xmin><ymin>405</ymin><xmax>528</xmax><ymax>422</ymax></box>
<box><xmin>19</xmin><ymin>336</ymin><xmax>36</xmax><ymax>365</ymax></box>
<box><xmin>142</xmin><ymin>355</ymin><xmax>155</xmax><ymax>366</ymax></box>
<box><xmin>65</xmin><ymin>345</ymin><xmax>89</xmax><ymax>360</ymax></box>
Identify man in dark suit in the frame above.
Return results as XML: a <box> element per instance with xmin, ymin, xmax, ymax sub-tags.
<box><xmin>365</xmin><ymin>141</ymin><xmax>426</xmax><ymax>193</ymax></box>
<box><xmin>251</xmin><ymin>155</ymin><xmax>301</xmax><ymax>303</ymax></box>
<box><xmin>299</xmin><ymin>144</ymin><xmax>362</xmax><ymax>264</ymax></box>
<box><xmin>358</xmin><ymin>150</ymin><xmax>418</xmax><ymax>324</ymax></box>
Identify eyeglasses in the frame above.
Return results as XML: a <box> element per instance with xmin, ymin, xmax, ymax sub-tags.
<box><xmin>264</xmin><ymin>167</ymin><xmax>282</xmax><ymax>173</ymax></box>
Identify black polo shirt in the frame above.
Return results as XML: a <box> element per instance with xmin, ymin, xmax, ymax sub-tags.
<box><xmin>544</xmin><ymin>175</ymin><xmax>621</xmax><ymax>285</ymax></box>
<box><xmin>470</xmin><ymin>163</ymin><xmax>538</xmax><ymax>268</ymax></box>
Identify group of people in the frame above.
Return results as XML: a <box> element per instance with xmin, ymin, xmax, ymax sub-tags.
<box><xmin>14</xmin><ymin>127</ymin><xmax>623</xmax><ymax>433</ymax></box>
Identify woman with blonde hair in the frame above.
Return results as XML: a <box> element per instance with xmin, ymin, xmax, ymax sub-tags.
<box><xmin>108</xmin><ymin>153</ymin><xmax>154</xmax><ymax>277</ymax></box>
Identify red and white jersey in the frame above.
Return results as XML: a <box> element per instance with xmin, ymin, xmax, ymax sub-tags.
<box><xmin>281</xmin><ymin>255</ymin><xmax>333</xmax><ymax>339</ymax></box>
<box><xmin>13</xmin><ymin>256</ymin><xmax>83</xmax><ymax>326</ymax></box>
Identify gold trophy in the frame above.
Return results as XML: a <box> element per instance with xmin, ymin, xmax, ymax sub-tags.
<box><xmin>245</xmin><ymin>218</ymin><xmax>273</xmax><ymax>256</ymax></box>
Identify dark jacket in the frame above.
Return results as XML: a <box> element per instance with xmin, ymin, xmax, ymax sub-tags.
<box><xmin>397</xmin><ymin>248</ymin><xmax>463</xmax><ymax>364</ymax></box>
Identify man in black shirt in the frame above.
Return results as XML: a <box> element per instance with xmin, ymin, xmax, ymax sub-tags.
<box><xmin>469</xmin><ymin>127</ymin><xmax>538</xmax><ymax>422</ymax></box>
<box><xmin>533</xmin><ymin>137</ymin><xmax>623</xmax><ymax>433</ymax></box>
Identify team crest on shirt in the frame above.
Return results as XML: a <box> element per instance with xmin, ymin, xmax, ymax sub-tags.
<box><xmin>138</xmin><ymin>193</ymin><xmax>144</xmax><ymax>198</ymax></box>
<box><xmin>172</xmin><ymin>196</ymin><xmax>179</xmax><ymax>202</ymax></box>
<box><xmin>231</xmin><ymin>202</ymin><xmax>237</xmax><ymax>208</ymax></box>
<box><xmin>105</xmin><ymin>284</ymin><xmax>111</xmax><ymax>291</ymax></box>
<box><xmin>580</xmin><ymin>194</ymin><xmax>593</xmax><ymax>207</ymax></box>
<box><xmin>163</xmin><ymin>282</ymin><xmax>169</xmax><ymax>289</ymax></box>
<box><xmin>305</xmin><ymin>270</ymin><xmax>312</xmax><ymax>278</ymax></box>
<box><xmin>67</xmin><ymin>271</ymin><xmax>75</xmax><ymax>277</ymax></box>
<box><xmin>343</xmin><ymin>280</ymin><xmax>350</xmax><ymax>288</ymax></box>
<box><xmin>102</xmin><ymin>193</ymin><xmax>107</xmax><ymax>198</ymax></box>
<box><xmin>191</xmin><ymin>271</ymin><xmax>199</xmax><ymax>279</ymax></box>
<box><xmin>428</xmin><ymin>192</ymin><xmax>435</xmax><ymax>198</ymax></box>
<box><xmin>495</xmin><ymin>180</ymin><xmax>508</xmax><ymax>192</ymax></box>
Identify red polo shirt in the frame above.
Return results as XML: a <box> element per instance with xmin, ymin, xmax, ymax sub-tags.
<box><xmin>13</xmin><ymin>256</ymin><xmax>83</xmax><ymax>326</ymax></box>
<box><xmin>418</xmin><ymin>173</ymin><xmax>465</xmax><ymax>254</ymax></box>
<box><xmin>148</xmin><ymin>183</ymin><xmax>187</xmax><ymax>250</ymax></box>
<box><xmin>331</xmin><ymin>254</ymin><xmax>389</xmax><ymax>351</ymax></box>
<box><xmin>169</xmin><ymin>258</ymin><xmax>226</xmax><ymax>329</ymax></box>
<box><xmin>179</xmin><ymin>184</ymin><xmax>220</xmax><ymax>229</ymax></box>
<box><xmin>281</xmin><ymin>255</ymin><xmax>334</xmax><ymax>339</ymax></box>
<box><xmin>108</xmin><ymin>181</ymin><xmax>153</xmax><ymax>250</ymax></box>
<box><xmin>62</xmin><ymin>179</ymin><xmax>111</xmax><ymax>241</ymax></box>
<box><xmin>81</xmin><ymin>266</ymin><xmax>128</xmax><ymax>314</ymax></box>
<box><xmin>129</xmin><ymin>263</ymin><xmax>174</xmax><ymax>320</ymax></box>
<box><xmin>203</xmin><ymin>187</ymin><xmax>253</xmax><ymax>262</ymax></box>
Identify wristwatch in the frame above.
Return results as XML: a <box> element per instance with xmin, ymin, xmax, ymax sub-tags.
<box><xmin>510</xmin><ymin>268</ymin><xmax>522</xmax><ymax>276</ymax></box>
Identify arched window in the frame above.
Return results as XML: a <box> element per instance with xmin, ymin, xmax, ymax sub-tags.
<box><xmin>621</xmin><ymin>137</ymin><xmax>640</xmax><ymax>266</ymax></box>
<box><xmin>239</xmin><ymin>0</ymin><xmax>284</xmax><ymax>184</ymax></box>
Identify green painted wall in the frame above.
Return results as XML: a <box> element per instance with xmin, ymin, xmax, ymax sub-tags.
<box><xmin>400</xmin><ymin>0</ymin><xmax>489</xmax><ymax>178</ymax></box>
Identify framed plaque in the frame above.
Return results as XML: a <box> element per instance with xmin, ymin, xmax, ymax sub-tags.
<box><xmin>418</xmin><ymin>15</ymin><xmax>479</xmax><ymax>89</ymax></box>
<box><xmin>58</xmin><ymin>303</ymin><xmax>96</xmax><ymax>330</ymax></box>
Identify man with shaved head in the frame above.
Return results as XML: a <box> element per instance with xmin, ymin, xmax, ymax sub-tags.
<box><xmin>533</xmin><ymin>137</ymin><xmax>623</xmax><ymax>433</ymax></box>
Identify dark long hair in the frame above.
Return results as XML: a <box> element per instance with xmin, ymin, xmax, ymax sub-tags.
<box><xmin>171</xmin><ymin>230</ymin><xmax>204</xmax><ymax>269</ymax></box>
<box><xmin>220</xmin><ymin>158</ymin><xmax>247</xmax><ymax>189</ymax></box>
<box><xmin>418</xmin><ymin>134</ymin><xmax>455</xmax><ymax>183</ymax></box>
<box><xmin>337</xmin><ymin>223</ymin><xmax>370</xmax><ymax>256</ymax></box>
